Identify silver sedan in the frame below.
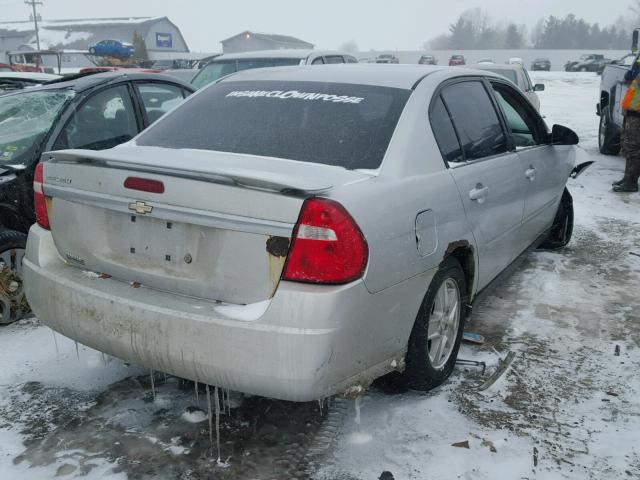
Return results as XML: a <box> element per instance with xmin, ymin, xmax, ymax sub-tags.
<box><xmin>24</xmin><ymin>65</ymin><xmax>588</xmax><ymax>401</ymax></box>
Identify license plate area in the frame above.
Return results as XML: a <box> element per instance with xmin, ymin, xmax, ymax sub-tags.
<box><xmin>107</xmin><ymin>212</ymin><xmax>200</xmax><ymax>272</ymax></box>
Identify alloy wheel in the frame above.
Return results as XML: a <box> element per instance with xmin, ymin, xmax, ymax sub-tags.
<box><xmin>427</xmin><ymin>278</ymin><xmax>461</xmax><ymax>370</ymax></box>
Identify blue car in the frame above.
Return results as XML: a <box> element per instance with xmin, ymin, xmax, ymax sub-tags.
<box><xmin>88</xmin><ymin>40</ymin><xmax>135</xmax><ymax>58</ymax></box>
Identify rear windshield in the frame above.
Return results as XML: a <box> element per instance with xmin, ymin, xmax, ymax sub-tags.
<box><xmin>137</xmin><ymin>80</ymin><xmax>411</xmax><ymax>170</ymax></box>
<box><xmin>192</xmin><ymin>58</ymin><xmax>303</xmax><ymax>89</ymax></box>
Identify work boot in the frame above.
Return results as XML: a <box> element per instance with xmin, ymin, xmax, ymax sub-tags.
<box><xmin>612</xmin><ymin>183</ymin><xmax>639</xmax><ymax>192</ymax></box>
<box><xmin>612</xmin><ymin>178</ymin><xmax>626</xmax><ymax>186</ymax></box>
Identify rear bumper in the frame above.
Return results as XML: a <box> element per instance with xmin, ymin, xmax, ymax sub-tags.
<box><xmin>25</xmin><ymin>226</ymin><xmax>431</xmax><ymax>401</ymax></box>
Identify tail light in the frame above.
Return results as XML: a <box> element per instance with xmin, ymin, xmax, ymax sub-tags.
<box><xmin>282</xmin><ymin>198</ymin><xmax>368</xmax><ymax>284</ymax></box>
<box><xmin>34</xmin><ymin>162</ymin><xmax>50</xmax><ymax>230</ymax></box>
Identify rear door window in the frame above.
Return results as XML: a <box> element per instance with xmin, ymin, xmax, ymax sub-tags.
<box><xmin>324</xmin><ymin>56</ymin><xmax>345</xmax><ymax>64</ymax></box>
<box><xmin>440</xmin><ymin>81</ymin><xmax>507</xmax><ymax>161</ymax></box>
<box><xmin>429</xmin><ymin>96</ymin><xmax>463</xmax><ymax>164</ymax></box>
<box><xmin>54</xmin><ymin>85</ymin><xmax>138</xmax><ymax>151</ymax></box>
<box><xmin>311</xmin><ymin>57</ymin><xmax>325</xmax><ymax>65</ymax></box>
<box><xmin>136</xmin><ymin>83</ymin><xmax>186</xmax><ymax>125</ymax></box>
<box><xmin>137</xmin><ymin>80</ymin><xmax>411</xmax><ymax>170</ymax></box>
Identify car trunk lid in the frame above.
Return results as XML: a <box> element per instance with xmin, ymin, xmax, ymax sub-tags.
<box><xmin>41</xmin><ymin>146</ymin><xmax>370</xmax><ymax>305</ymax></box>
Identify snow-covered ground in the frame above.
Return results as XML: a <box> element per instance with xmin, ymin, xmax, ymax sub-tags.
<box><xmin>1</xmin><ymin>72</ymin><xmax>638</xmax><ymax>480</ymax></box>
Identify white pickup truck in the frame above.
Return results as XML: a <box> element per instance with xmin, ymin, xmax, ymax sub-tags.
<box><xmin>597</xmin><ymin>29</ymin><xmax>640</xmax><ymax>155</ymax></box>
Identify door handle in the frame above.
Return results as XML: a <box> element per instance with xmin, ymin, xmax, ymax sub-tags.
<box><xmin>469</xmin><ymin>184</ymin><xmax>489</xmax><ymax>203</ymax></box>
<box><xmin>525</xmin><ymin>167</ymin><xmax>537</xmax><ymax>181</ymax></box>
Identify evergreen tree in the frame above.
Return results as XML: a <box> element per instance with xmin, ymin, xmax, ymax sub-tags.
<box><xmin>448</xmin><ymin>17</ymin><xmax>475</xmax><ymax>49</ymax></box>
<box><xmin>132</xmin><ymin>31</ymin><xmax>148</xmax><ymax>63</ymax></box>
<box><xmin>504</xmin><ymin>24</ymin><xmax>523</xmax><ymax>49</ymax></box>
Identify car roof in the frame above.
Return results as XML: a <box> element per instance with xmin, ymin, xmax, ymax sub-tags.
<box><xmin>467</xmin><ymin>64</ymin><xmax>524</xmax><ymax>72</ymax></box>
<box><xmin>0</xmin><ymin>72</ymin><xmax>61</xmax><ymax>81</ymax></box>
<box><xmin>218</xmin><ymin>64</ymin><xmax>502</xmax><ymax>89</ymax></box>
<box><xmin>12</xmin><ymin>71</ymin><xmax>194</xmax><ymax>94</ymax></box>
<box><xmin>210</xmin><ymin>49</ymin><xmax>352</xmax><ymax>61</ymax></box>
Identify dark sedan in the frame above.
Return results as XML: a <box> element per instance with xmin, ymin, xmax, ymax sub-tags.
<box><xmin>531</xmin><ymin>58</ymin><xmax>551</xmax><ymax>71</ymax></box>
<box><xmin>0</xmin><ymin>72</ymin><xmax>194</xmax><ymax>324</ymax></box>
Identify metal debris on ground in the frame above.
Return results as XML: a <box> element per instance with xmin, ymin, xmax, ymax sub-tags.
<box><xmin>451</xmin><ymin>440</ymin><xmax>470</xmax><ymax>449</ymax></box>
<box><xmin>456</xmin><ymin>358</ymin><xmax>487</xmax><ymax>375</ymax></box>
<box><xmin>478</xmin><ymin>351</ymin><xmax>517</xmax><ymax>391</ymax></box>
<box><xmin>462</xmin><ymin>331</ymin><xmax>485</xmax><ymax>344</ymax></box>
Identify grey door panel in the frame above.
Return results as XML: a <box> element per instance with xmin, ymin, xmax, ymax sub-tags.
<box><xmin>449</xmin><ymin>153</ymin><xmax>525</xmax><ymax>290</ymax></box>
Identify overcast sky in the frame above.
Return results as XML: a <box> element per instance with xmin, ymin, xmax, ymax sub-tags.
<box><xmin>0</xmin><ymin>0</ymin><xmax>635</xmax><ymax>51</ymax></box>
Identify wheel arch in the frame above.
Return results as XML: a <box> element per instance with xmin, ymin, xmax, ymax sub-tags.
<box><xmin>0</xmin><ymin>203</ymin><xmax>29</xmax><ymax>234</ymax></box>
<box><xmin>442</xmin><ymin>241</ymin><xmax>475</xmax><ymax>306</ymax></box>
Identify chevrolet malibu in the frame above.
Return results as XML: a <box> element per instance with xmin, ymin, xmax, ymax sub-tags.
<box><xmin>25</xmin><ymin>65</ymin><xmax>587</xmax><ymax>402</ymax></box>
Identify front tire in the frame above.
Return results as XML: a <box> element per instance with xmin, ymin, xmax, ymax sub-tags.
<box><xmin>599</xmin><ymin>109</ymin><xmax>621</xmax><ymax>155</ymax></box>
<box><xmin>0</xmin><ymin>230</ymin><xmax>29</xmax><ymax>325</ymax></box>
<box><xmin>89</xmin><ymin>47</ymin><xmax>96</xmax><ymax>55</ymax></box>
<box><xmin>539</xmin><ymin>189</ymin><xmax>574</xmax><ymax>250</ymax></box>
<box><xmin>402</xmin><ymin>257</ymin><xmax>467</xmax><ymax>391</ymax></box>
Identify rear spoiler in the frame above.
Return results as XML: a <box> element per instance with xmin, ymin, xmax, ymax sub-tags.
<box><xmin>42</xmin><ymin>149</ymin><xmax>334</xmax><ymax>195</ymax></box>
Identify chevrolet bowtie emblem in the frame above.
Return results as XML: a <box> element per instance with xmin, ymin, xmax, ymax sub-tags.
<box><xmin>128</xmin><ymin>201</ymin><xmax>153</xmax><ymax>215</ymax></box>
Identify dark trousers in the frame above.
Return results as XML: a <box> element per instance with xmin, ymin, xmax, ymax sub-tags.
<box><xmin>621</xmin><ymin>115</ymin><xmax>640</xmax><ymax>185</ymax></box>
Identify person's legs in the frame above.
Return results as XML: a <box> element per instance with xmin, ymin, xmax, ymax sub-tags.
<box><xmin>613</xmin><ymin>116</ymin><xmax>640</xmax><ymax>192</ymax></box>
<box><xmin>613</xmin><ymin>117</ymin><xmax>629</xmax><ymax>186</ymax></box>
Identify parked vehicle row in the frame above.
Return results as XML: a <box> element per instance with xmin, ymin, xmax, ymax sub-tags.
<box><xmin>22</xmin><ymin>63</ymin><xmax>587</xmax><ymax>403</ymax></box>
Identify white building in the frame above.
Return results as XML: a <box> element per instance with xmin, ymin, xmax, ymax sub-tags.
<box><xmin>0</xmin><ymin>16</ymin><xmax>190</xmax><ymax>62</ymax></box>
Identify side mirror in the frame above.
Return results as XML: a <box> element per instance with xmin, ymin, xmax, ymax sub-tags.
<box><xmin>551</xmin><ymin>124</ymin><xmax>579</xmax><ymax>145</ymax></box>
<box><xmin>533</xmin><ymin>84</ymin><xmax>545</xmax><ymax>92</ymax></box>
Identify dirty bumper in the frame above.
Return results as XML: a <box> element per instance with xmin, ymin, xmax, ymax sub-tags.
<box><xmin>24</xmin><ymin>226</ymin><xmax>429</xmax><ymax>402</ymax></box>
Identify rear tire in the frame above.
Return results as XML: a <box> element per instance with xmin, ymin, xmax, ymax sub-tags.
<box><xmin>0</xmin><ymin>230</ymin><xmax>29</xmax><ymax>325</ymax></box>
<box><xmin>401</xmin><ymin>257</ymin><xmax>467</xmax><ymax>391</ymax></box>
<box><xmin>599</xmin><ymin>109</ymin><xmax>621</xmax><ymax>155</ymax></box>
<box><xmin>539</xmin><ymin>189</ymin><xmax>574</xmax><ymax>250</ymax></box>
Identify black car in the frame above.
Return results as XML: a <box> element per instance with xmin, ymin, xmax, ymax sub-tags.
<box><xmin>531</xmin><ymin>58</ymin><xmax>551</xmax><ymax>71</ymax></box>
<box><xmin>565</xmin><ymin>54</ymin><xmax>610</xmax><ymax>72</ymax></box>
<box><xmin>0</xmin><ymin>72</ymin><xmax>194</xmax><ymax>323</ymax></box>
